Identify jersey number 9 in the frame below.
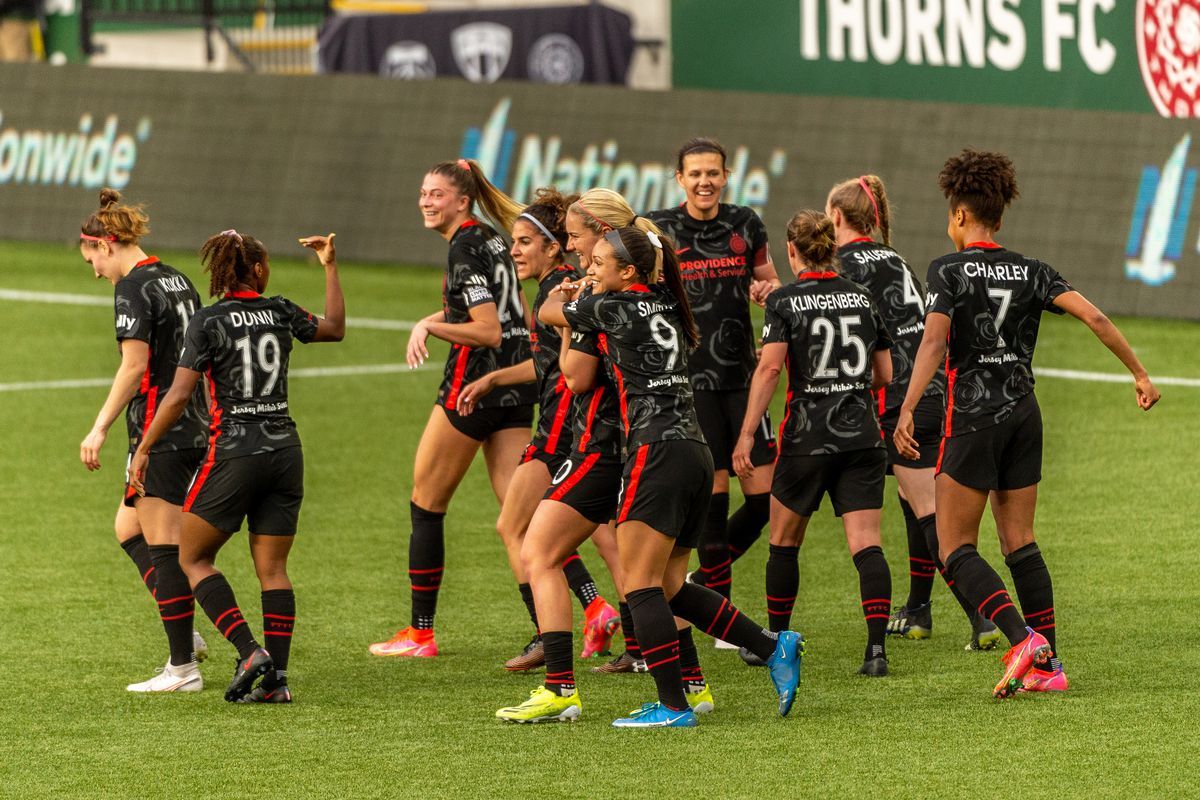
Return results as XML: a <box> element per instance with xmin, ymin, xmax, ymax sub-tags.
<box><xmin>649</xmin><ymin>313</ymin><xmax>680</xmax><ymax>371</ymax></box>
<box><xmin>234</xmin><ymin>333</ymin><xmax>282</xmax><ymax>398</ymax></box>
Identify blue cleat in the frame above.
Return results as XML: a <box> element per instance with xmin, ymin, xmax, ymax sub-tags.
<box><xmin>766</xmin><ymin>630</ymin><xmax>805</xmax><ymax>717</ymax></box>
<box><xmin>612</xmin><ymin>701</ymin><xmax>698</xmax><ymax>728</ymax></box>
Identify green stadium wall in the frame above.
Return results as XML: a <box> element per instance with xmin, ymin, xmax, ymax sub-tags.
<box><xmin>0</xmin><ymin>63</ymin><xmax>1197</xmax><ymax>319</ymax></box>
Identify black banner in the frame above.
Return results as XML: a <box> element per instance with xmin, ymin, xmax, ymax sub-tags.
<box><xmin>317</xmin><ymin>4</ymin><xmax>633</xmax><ymax>85</ymax></box>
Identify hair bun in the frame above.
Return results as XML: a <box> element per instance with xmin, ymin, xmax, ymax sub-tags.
<box><xmin>98</xmin><ymin>188</ymin><xmax>122</xmax><ymax>209</ymax></box>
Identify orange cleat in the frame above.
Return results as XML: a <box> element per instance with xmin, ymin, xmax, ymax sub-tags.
<box><xmin>581</xmin><ymin>598</ymin><xmax>621</xmax><ymax>658</ymax></box>
<box><xmin>1021</xmin><ymin>663</ymin><xmax>1069</xmax><ymax>693</ymax></box>
<box><xmin>368</xmin><ymin>626</ymin><xmax>439</xmax><ymax>657</ymax></box>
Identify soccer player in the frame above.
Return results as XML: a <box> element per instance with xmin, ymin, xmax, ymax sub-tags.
<box><xmin>647</xmin><ymin>138</ymin><xmax>780</xmax><ymax>612</ymax></box>
<box><xmin>895</xmin><ymin>149</ymin><xmax>1160</xmax><ymax>697</ymax></box>
<box><xmin>78</xmin><ymin>188</ymin><xmax>211</xmax><ymax>692</ymax></box>
<box><xmin>454</xmin><ymin>188</ymin><xmax>620</xmax><ymax>670</ymax></box>
<box><xmin>128</xmin><ymin>230</ymin><xmax>346</xmax><ymax>703</ymax></box>
<box><xmin>734</xmin><ymin>210</ymin><xmax>896</xmax><ymax>677</ymax></box>
<box><xmin>826</xmin><ymin>175</ymin><xmax>999</xmax><ymax>651</ymax></box>
<box><xmin>369</xmin><ymin>159</ymin><xmax>538</xmax><ymax>659</ymax></box>
<box><xmin>540</xmin><ymin>226</ymin><xmax>803</xmax><ymax>727</ymax></box>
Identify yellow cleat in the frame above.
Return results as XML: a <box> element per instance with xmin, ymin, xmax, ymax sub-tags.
<box><xmin>496</xmin><ymin>686</ymin><xmax>582</xmax><ymax>724</ymax></box>
<box><xmin>686</xmin><ymin>684</ymin><xmax>715</xmax><ymax>714</ymax></box>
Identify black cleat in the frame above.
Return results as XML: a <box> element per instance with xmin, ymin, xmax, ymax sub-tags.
<box><xmin>859</xmin><ymin>656</ymin><xmax>889</xmax><ymax>677</ymax></box>
<box><xmin>886</xmin><ymin>602</ymin><xmax>932</xmax><ymax>639</ymax></box>
<box><xmin>237</xmin><ymin>682</ymin><xmax>292</xmax><ymax>704</ymax></box>
<box><xmin>738</xmin><ymin>646</ymin><xmax>768</xmax><ymax>667</ymax></box>
<box><xmin>224</xmin><ymin>647</ymin><xmax>273</xmax><ymax>702</ymax></box>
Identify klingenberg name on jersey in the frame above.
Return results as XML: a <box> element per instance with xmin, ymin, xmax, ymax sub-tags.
<box><xmin>961</xmin><ymin>261</ymin><xmax>1030</xmax><ymax>281</ymax></box>
<box><xmin>786</xmin><ymin>292</ymin><xmax>872</xmax><ymax>313</ymax></box>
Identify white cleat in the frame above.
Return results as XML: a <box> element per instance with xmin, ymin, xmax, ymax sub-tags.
<box><xmin>126</xmin><ymin>660</ymin><xmax>203</xmax><ymax>693</ymax></box>
<box><xmin>714</xmin><ymin>639</ymin><xmax>738</xmax><ymax>650</ymax></box>
<box><xmin>192</xmin><ymin>630</ymin><xmax>209</xmax><ymax>663</ymax></box>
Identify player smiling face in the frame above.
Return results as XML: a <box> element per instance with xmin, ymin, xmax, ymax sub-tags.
<box><xmin>565</xmin><ymin>209</ymin><xmax>604</xmax><ymax>265</ymax></box>
<box><xmin>585</xmin><ymin>238</ymin><xmax>634</xmax><ymax>294</ymax></box>
<box><xmin>510</xmin><ymin>218</ymin><xmax>559</xmax><ymax>281</ymax></box>
<box><xmin>419</xmin><ymin>172</ymin><xmax>471</xmax><ymax>236</ymax></box>
<box><xmin>677</xmin><ymin>151</ymin><xmax>728</xmax><ymax>220</ymax></box>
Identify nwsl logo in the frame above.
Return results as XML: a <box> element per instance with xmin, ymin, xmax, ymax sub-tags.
<box><xmin>1126</xmin><ymin>134</ymin><xmax>1194</xmax><ymax>287</ymax></box>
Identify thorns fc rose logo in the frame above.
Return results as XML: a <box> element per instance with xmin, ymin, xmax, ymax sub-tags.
<box><xmin>729</xmin><ymin>233</ymin><xmax>747</xmax><ymax>255</ymax></box>
<box><xmin>1138</xmin><ymin>0</ymin><xmax>1200</xmax><ymax>117</ymax></box>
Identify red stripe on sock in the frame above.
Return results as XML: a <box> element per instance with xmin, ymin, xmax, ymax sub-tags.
<box><xmin>719</xmin><ymin>609</ymin><xmax>740</xmax><ymax>641</ymax></box>
<box><xmin>978</xmin><ymin>589</ymin><xmax>1007</xmax><ymax>613</ymax></box>
<box><xmin>411</xmin><ymin>585</ymin><xmax>440</xmax><ymax>592</ymax></box>
<box><xmin>1031</xmin><ymin>623</ymin><xmax>1056</xmax><ymax>631</ymax></box>
<box><xmin>264</xmin><ymin>631</ymin><xmax>293</xmax><ymax>637</ymax></box>
<box><xmin>408</xmin><ymin>567</ymin><xmax>444</xmax><ymax>575</ymax></box>
<box><xmin>704</xmin><ymin>598</ymin><xmax>730</xmax><ymax>636</ymax></box>
<box><xmin>645</xmin><ymin>654</ymin><xmax>679</xmax><ymax>670</ymax></box>
<box><xmin>159</xmin><ymin>611</ymin><xmax>194</xmax><ymax>621</ymax></box>
<box><xmin>1025</xmin><ymin>607</ymin><xmax>1054</xmax><ymax>618</ymax></box>
<box><xmin>263</xmin><ymin>614</ymin><xmax>296</xmax><ymax>620</ymax></box>
<box><xmin>213</xmin><ymin>608</ymin><xmax>242</xmax><ymax>627</ymax></box>
<box><xmin>640</xmin><ymin>641</ymin><xmax>675</xmax><ymax>657</ymax></box>
<box><xmin>987</xmin><ymin>602</ymin><xmax>1015</xmax><ymax>620</ymax></box>
<box><xmin>222</xmin><ymin>618</ymin><xmax>247</xmax><ymax>637</ymax></box>
<box><xmin>156</xmin><ymin>594</ymin><xmax>192</xmax><ymax>606</ymax></box>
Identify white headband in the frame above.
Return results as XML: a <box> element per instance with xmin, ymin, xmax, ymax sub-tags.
<box><xmin>646</xmin><ymin>230</ymin><xmax>663</xmax><ymax>251</ymax></box>
<box><xmin>518</xmin><ymin>213</ymin><xmax>559</xmax><ymax>247</ymax></box>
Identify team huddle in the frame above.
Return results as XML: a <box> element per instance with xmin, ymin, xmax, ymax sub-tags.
<box><xmin>81</xmin><ymin>142</ymin><xmax>1160</xmax><ymax>726</ymax></box>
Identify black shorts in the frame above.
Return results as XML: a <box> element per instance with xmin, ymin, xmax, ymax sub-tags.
<box><xmin>521</xmin><ymin>443</ymin><xmax>569</xmax><ymax>474</ymax></box>
<box><xmin>124</xmin><ymin>448</ymin><xmax>205</xmax><ymax>507</ymax></box>
<box><xmin>183</xmin><ymin>448</ymin><xmax>304</xmax><ymax>535</ymax></box>
<box><xmin>880</xmin><ymin>395</ymin><xmax>944</xmax><ymax>471</ymax></box>
<box><xmin>544</xmin><ymin>451</ymin><xmax>624</xmax><ymax>525</ymax></box>
<box><xmin>937</xmin><ymin>393</ymin><xmax>1042</xmax><ymax>491</ymax></box>
<box><xmin>772</xmin><ymin>448</ymin><xmax>886</xmax><ymax>517</ymax></box>
<box><xmin>616</xmin><ymin>440</ymin><xmax>714</xmax><ymax>548</ymax></box>
<box><xmin>443</xmin><ymin>403</ymin><xmax>533</xmax><ymax>442</ymax></box>
<box><xmin>693</xmin><ymin>388</ymin><xmax>777</xmax><ymax>472</ymax></box>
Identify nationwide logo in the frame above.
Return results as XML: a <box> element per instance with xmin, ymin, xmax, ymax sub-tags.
<box><xmin>460</xmin><ymin>99</ymin><xmax>788</xmax><ymax>216</ymax></box>
<box><xmin>1125</xmin><ymin>134</ymin><xmax>1194</xmax><ymax>286</ymax></box>
<box><xmin>1137</xmin><ymin>0</ymin><xmax>1200</xmax><ymax>117</ymax></box>
<box><xmin>0</xmin><ymin>112</ymin><xmax>151</xmax><ymax>190</ymax></box>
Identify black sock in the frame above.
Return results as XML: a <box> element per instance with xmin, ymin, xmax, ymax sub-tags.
<box><xmin>697</xmin><ymin>492</ymin><xmax>731</xmax><ymax>596</ymax></box>
<box><xmin>765</xmin><ymin>544</ymin><xmax>799</xmax><ymax>632</ymax></box>
<box><xmin>1006</xmin><ymin>543</ymin><xmax>1056</xmax><ymax>654</ymax></box>
<box><xmin>148</xmin><ymin>545</ymin><xmax>195</xmax><ymax>666</ymax></box>
<box><xmin>728</xmin><ymin>492</ymin><xmax>769</xmax><ymax>564</ymax></box>
<box><xmin>408</xmin><ymin>502</ymin><xmax>445</xmax><ymax>630</ymax></box>
<box><xmin>193</xmin><ymin>573</ymin><xmax>258</xmax><ymax>659</ymax></box>
<box><xmin>619</xmin><ymin>601</ymin><xmax>641</xmax><ymax>659</ymax></box>
<box><xmin>626</xmin><ymin>587</ymin><xmax>687</xmax><ymax>711</ymax></box>
<box><xmin>945</xmin><ymin>545</ymin><xmax>1028</xmax><ymax>646</ymax></box>
<box><xmin>542</xmin><ymin>630</ymin><xmax>575</xmax><ymax>696</ymax></box>
<box><xmin>921</xmin><ymin>514</ymin><xmax>976</xmax><ymax>621</ymax></box>
<box><xmin>676</xmin><ymin>626</ymin><xmax>706</xmax><ymax>691</ymax></box>
<box><xmin>562</xmin><ymin>552</ymin><xmax>599</xmax><ymax>607</ymax></box>
<box><xmin>900</xmin><ymin>500</ymin><xmax>935</xmax><ymax>608</ymax></box>
<box><xmin>120</xmin><ymin>534</ymin><xmax>157</xmax><ymax>599</ymax></box>
<box><xmin>668</xmin><ymin>582</ymin><xmax>776</xmax><ymax>661</ymax></box>
<box><xmin>853</xmin><ymin>545</ymin><xmax>891</xmax><ymax>661</ymax></box>
<box><xmin>262</xmin><ymin>589</ymin><xmax>295</xmax><ymax>686</ymax></box>
<box><xmin>517</xmin><ymin>582</ymin><xmax>539</xmax><ymax>630</ymax></box>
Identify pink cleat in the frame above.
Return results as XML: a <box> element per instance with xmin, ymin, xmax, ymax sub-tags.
<box><xmin>1021</xmin><ymin>663</ymin><xmax>1069</xmax><ymax>693</ymax></box>
<box><xmin>993</xmin><ymin>627</ymin><xmax>1052</xmax><ymax>699</ymax></box>
<box><xmin>581</xmin><ymin>598</ymin><xmax>621</xmax><ymax>658</ymax></box>
<box><xmin>368</xmin><ymin>626</ymin><xmax>439</xmax><ymax>657</ymax></box>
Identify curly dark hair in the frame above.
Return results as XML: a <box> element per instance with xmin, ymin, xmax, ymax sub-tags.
<box><xmin>937</xmin><ymin>149</ymin><xmax>1019</xmax><ymax>228</ymax></box>
<box><xmin>200</xmin><ymin>231</ymin><xmax>267</xmax><ymax>298</ymax></box>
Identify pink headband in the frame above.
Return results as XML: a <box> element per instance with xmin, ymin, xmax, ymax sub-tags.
<box><xmin>576</xmin><ymin>203</ymin><xmax>614</xmax><ymax>232</ymax></box>
<box><xmin>80</xmin><ymin>232</ymin><xmax>117</xmax><ymax>243</ymax></box>
<box><xmin>858</xmin><ymin>177</ymin><xmax>880</xmax><ymax>229</ymax></box>
<box><xmin>221</xmin><ymin>229</ymin><xmax>243</xmax><ymax>242</ymax></box>
<box><xmin>457</xmin><ymin>158</ymin><xmax>470</xmax><ymax>171</ymax></box>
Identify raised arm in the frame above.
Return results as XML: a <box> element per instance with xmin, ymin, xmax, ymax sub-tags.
<box><xmin>299</xmin><ymin>233</ymin><xmax>345</xmax><ymax>342</ymax></box>
<box><xmin>80</xmin><ymin>339</ymin><xmax>149</xmax><ymax>471</ymax></box>
<box><xmin>1052</xmin><ymin>291</ymin><xmax>1160</xmax><ymax>410</ymax></box>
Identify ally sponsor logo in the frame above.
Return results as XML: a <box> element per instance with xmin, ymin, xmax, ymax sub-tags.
<box><xmin>460</xmin><ymin>98</ymin><xmax>787</xmax><ymax>215</ymax></box>
<box><xmin>0</xmin><ymin>112</ymin><xmax>152</xmax><ymax>190</ymax></box>
<box><xmin>1126</xmin><ymin>134</ymin><xmax>1195</xmax><ymax>287</ymax></box>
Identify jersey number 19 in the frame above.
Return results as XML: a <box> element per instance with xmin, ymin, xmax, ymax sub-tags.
<box><xmin>234</xmin><ymin>333</ymin><xmax>281</xmax><ymax>398</ymax></box>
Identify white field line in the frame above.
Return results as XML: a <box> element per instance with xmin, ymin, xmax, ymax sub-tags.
<box><xmin>0</xmin><ymin>288</ymin><xmax>415</xmax><ymax>331</ymax></box>
<box><xmin>1034</xmin><ymin>368</ymin><xmax>1200</xmax><ymax>388</ymax></box>
<box><xmin>0</xmin><ymin>363</ymin><xmax>436</xmax><ymax>393</ymax></box>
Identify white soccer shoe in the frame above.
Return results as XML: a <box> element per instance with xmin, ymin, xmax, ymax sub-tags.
<box><xmin>714</xmin><ymin>639</ymin><xmax>738</xmax><ymax>650</ymax></box>
<box><xmin>126</xmin><ymin>660</ymin><xmax>204</xmax><ymax>693</ymax></box>
<box><xmin>192</xmin><ymin>630</ymin><xmax>209</xmax><ymax>662</ymax></box>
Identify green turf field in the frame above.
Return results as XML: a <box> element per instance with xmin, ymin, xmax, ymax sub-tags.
<box><xmin>1</xmin><ymin>240</ymin><xmax>1197</xmax><ymax>799</ymax></box>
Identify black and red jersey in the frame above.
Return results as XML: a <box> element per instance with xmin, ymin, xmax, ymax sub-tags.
<box><xmin>762</xmin><ymin>272</ymin><xmax>893</xmax><ymax>455</ymax></box>
<box><xmin>838</xmin><ymin>239</ymin><xmax>946</xmax><ymax>418</ymax></box>
<box><xmin>565</xmin><ymin>331</ymin><xmax>623</xmax><ymax>458</ymax></box>
<box><xmin>924</xmin><ymin>244</ymin><xmax>1073</xmax><ymax>436</ymax></box>
<box><xmin>438</xmin><ymin>220</ymin><xmax>536</xmax><ymax>411</ymax></box>
<box><xmin>178</xmin><ymin>291</ymin><xmax>318</xmax><ymax>459</ymax></box>
<box><xmin>529</xmin><ymin>264</ymin><xmax>580</xmax><ymax>458</ymax></box>
<box><xmin>113</xmin><ymin>256</ymin><xmax>208</xmax><ymax>454</ymax></box>
<box><xmin>645</xmin><ymin>203</ymin><xmax>770</xmax><ymax>391</ymax></box>
<box><xmin>563</xmin><ymin>284</ymin><xmax>704</xmax><ymax>457</ymax></box>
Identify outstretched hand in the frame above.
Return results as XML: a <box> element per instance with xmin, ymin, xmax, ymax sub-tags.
<box><xmin>299</xmin><ymin>233</ymin><xmax>337</xmax><ymax>266</ymax></box>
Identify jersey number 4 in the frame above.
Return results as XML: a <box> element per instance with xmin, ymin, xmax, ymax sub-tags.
<box><xmin>234</xmin><ymin>333</ymin><xmax>282</xmax><ymax>398</ymax></box>
<box><xmin>811</xmin><ymin>315</ymin><xmax>867</xmax><ymax>378</ymax></box>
